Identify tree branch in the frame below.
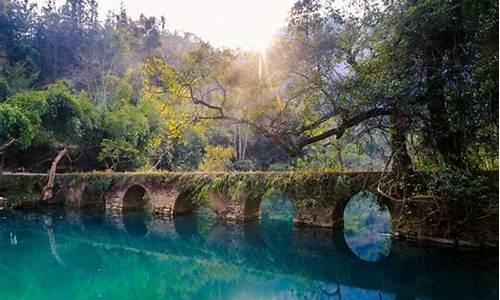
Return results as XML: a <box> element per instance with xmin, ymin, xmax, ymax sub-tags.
<box><xmin>296</xmin><ymin>107</ymin><xmax>393</xmax><ymax>149</ymax></box>
<box><xmin>0</xmin><ymin>138</ymin><xmax>16</xmax><ymax>153</ymax></box>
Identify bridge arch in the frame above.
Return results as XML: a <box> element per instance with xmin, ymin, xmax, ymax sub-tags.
<box><xmin>247</xmin><ymin>189</ymin><xmax>296</xmax><ymax>222</ymax></box>
<box><xmin>172</xmin><ymin>191</ymin><xmax>199</xmax><ymax>216</ymax></box>
<box><xmin>105</xmin><ymin>178</ymin><xmax>182</xmax><ymax>218</ymax></box>
<box><xmin>122</xmin><ymin>184</ymin><xmax>151</xmax><ymax>211</ymax></box>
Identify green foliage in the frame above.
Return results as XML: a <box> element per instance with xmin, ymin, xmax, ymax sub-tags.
<box><xmin>4</xmin><ymin>61</ymin><xmax>38</xmax><ymax>92</ymax></box>
<box><xmin>293</xmin><ymin>146</ymin><xmax>341</xmax><ymax>171</ymax></box>
<box><xmin>427</xmin><ymin>166</ymin><xmax>491</xmax><ymax>204</ymax></box>
<box><xmin>0</xmin><ymin>0</ymin><xmax>496</xmax><ymax>178</ymax></box>
<box><xmin>103</xmin><ymin>104</ymin><xmax>150</xmax><ymax>146</ymax></box>
<box><xmin>97</xmin><ymin>99</ymin><xmax>163</xmax><ymax>170</ymax></box>
<box><xmin>364</xmin><ymin>0</ymin><xmax>498</xmax><ymax>170</ymax></box>
<box><xmin>97</xmin><ymin>139</ymin><xmax>141</xmax><ymax>170</ymax></box>
<box><xmin>0</xmin><ymin>102</ymin><xmax>37</xmax><ymax>149</ymax></box>
<box><xmin>75</xmin><ymin>91</ymin><xmax>100</xmax><ymax>134</ymax></box>
<box><xmin>1</xmin><ymin>90</ymin><xmax>47</xmax><ymax>149</ymax></box>
<box><xmin>0</xmin><ymin>77</ymin><xmax>9</xmax><ymax>100</ymax></box>
<box><xmin>0</xmin><ymin>81</ymin><xmax>100</xmax><ymax>171</ymax></box>
<box><xmin>42</xmin><ymin>82</ymin><xmax>84</xmax><ymax>143</ymax></box>
<box><xmin>159</xmin><ymin>128</ymin><xmax>206</xmax><ymax>171</ymax></box>
<box><xmin>102</xmin><ymin>74</ymin><xmax>134</xmax><ymax>110</ymax></box>
<box><xmin>198</xmin><ymin>146</ymin><xmax>235</xmax><ymax>172</ymax></box>
<box><xmin>5</xmin><ymin>90</ymin><xmax>48</xmax><ymax>120</ymax></box>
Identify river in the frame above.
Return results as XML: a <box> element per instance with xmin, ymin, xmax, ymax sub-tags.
<box><xmin>0</xmin><ymin>191</ymin><xmax>497</xmax><ymax>299</ymax></box>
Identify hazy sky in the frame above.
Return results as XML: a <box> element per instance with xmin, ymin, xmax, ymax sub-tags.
<box><xmin>39</xmin><ymin>0</ymin><xmax>296</xmax><ymax>50</ymax></box>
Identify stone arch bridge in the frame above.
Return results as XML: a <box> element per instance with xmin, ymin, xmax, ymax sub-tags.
<box><xmin>65</xmin><ymin>172</ymin><xmax>400</xmax><ymax>227</ymax></box>
<box><xmin>0</xmin><ymin>171</ymin><xmax>497</xmax><ymax>244</ymax></box>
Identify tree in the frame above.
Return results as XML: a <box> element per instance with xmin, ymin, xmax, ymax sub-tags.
<box><xmin>0</xmin><ymin>89</ymin><xmax>47</xmax><ymax>152</ymax></box>
<box><xmin>347</xmin><ymin>0</ymin><xmax>498</xmax><ymax>171</ymax></box>
<box><xmin>146</xmin><ymin>0</ymin><xmax>497</xmax><ymax>175</ymax></box>
<box><xmin>97</xmin><ymin>138</ymin><xmax>140</xmax><ymax>170</ymax></box>
<box><xmin>198</xmin><ymin>145</ymin><xmax>235</xmax><ymax>172</ymax></box>
<box><xmin>0</xmin><ymin>0</ymin><xmax>40</xmax><ymax>90</ymax></box>
<box><xmin>145</xmin><ymin>36</ymin><xmax>395</xmax><ymax>170</ymax></box>
<box><xmin>2</xmin><ymin>80</ymin><xmax>95</xmax><ymax>199</ymax></box>
<box><xmin>0</xmin><ymin>102</ymin><xmax>35</xmax><ymax>151</ymax></box>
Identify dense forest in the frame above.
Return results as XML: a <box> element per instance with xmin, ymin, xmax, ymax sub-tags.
<box><xmin>0</xmin><ymin>0</ymin><xmax>497</xmax><ymax>177</ymax></box>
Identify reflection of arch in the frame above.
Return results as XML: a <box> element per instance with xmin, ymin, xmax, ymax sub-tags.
<box><xmin>242</xmin><ymin>222</ymin><xmax>266</xmax><ymax>247</ymax></box>
<box><xmin>123</xmin><ymin>210</ymin><xmax>151</xmax><ymax>238</ymax></box>
<box><xmin>342</xmin><ymin>191</ymin><xmax>392</xmax><ymax>262</ymax></box>
<box><xmin>81</xmin><ymin>206</ymin><xmax>105</xmax><ymax>230</ymax></box>
<box><xmin>243</xmin><ymin>190</ymin><xmax>296</xmax><ymax>252</ymax></box>
<box><xmin>123</xmin><ymin>184</ymin><xmax>150</xmax><ymax>211</ymax></box>
<box><xmin>173</xmin><ymin>214</ymin><xmax>210</xmax><ymax>242</ymax></box>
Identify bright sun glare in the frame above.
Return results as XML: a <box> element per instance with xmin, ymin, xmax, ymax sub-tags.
<box><xmin>252</xmin><ymin>34</ymin><xmax>275</xmax><ymax>53</ymax></box>
<box><xmin>93</xmin><ymin>0</ymin><xmax>294</xmax><ymax>50</ymax></box>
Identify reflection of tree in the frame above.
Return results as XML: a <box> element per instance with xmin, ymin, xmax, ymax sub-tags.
<box><xmin>43</xmin><ymin>215</ymin><xmax>65</xmax><ymax>267</ymax></box>
<box><xmin>0</xmin><ymin>210</ymin><xmax>495</xmax><ymax>299</ymax></box>
<box><xmin>56</xmin><ymin>238</ymin><xmax>240</xmax><ymax>298</ymax></box>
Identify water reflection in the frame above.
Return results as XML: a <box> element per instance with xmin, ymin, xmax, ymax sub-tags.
<box><xmin>343</xmin><ymin>191</ymin><xmax>392</xmax><ymax>262</ymax></box>
<box><xmin>260</xmin><ymin>190</ymin><xmax>295</xmax><ymax>252</ymax></box>
<box><xmin>0</xmin><ymin>208</ymin><xmax>496</xmax><ymax>300</ymax></box>
<box><xmin>174</xmin><ymin>213</ymin><xmax>211</xmax><ymax>242</ymax></box>
<box><xmin>123</xmin><ymin>210</ymin><xmax>151</xmax><ymax>238</ymax></box>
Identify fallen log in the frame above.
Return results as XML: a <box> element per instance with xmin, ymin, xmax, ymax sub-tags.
<box><xmin>40</xmin><ymin>148</ymin><xmax>68</xmax><ymax>202</ymax></box>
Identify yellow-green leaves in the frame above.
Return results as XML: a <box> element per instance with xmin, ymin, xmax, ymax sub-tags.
<box><xmin>198</xmin><ymin>146</ymin><xmax>235</xmax><ymax>172</ymax></box>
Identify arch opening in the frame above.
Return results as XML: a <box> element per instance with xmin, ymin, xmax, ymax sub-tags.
<box><xmin>173</xmin><ymin>191</ymin><xmax>215</xmax><ymax>241</ymax></box>
<box><xmin>122</xmin><ymin>185</ymin><xmax>151</xmax><ymax>212</ymax></box>
<box><xmin>122</xmin><ymin>185</ymin><xmax>152</xmax><ymax>238</ymax></box>
<box><xmin>343</xmin><ymin>191</ymin><xmax>392</xmax><ymax>262</ymax></box>
<box><xmin>257</xmin><ymin>189</ymin><xmax>295</xmax><ymax>252</ymax></box>
<box><xmin>173</xmin><ymin>190</ymin><xmax>207</xmax><ymax>217</ymax></box>
<box><xmin>259</xmin><ymin>189</ymin><xmax>295</xmax><ymax>223</ymax></box>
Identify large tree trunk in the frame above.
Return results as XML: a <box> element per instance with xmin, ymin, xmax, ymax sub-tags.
<box><xmin>424</xmin><ymin>0</ymin><xmax>468</xmax><ymax>170</ymax></box>
<box><xmin>40</xmin><ymin>148</ymin><xmax>68</xmax><ymax>202</ymax></box>
<box><xmin>390</xmin><ymin>110</ymin><xmax>413</xmax><ymax>177</ymax></box>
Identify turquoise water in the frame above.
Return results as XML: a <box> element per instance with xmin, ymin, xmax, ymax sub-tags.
<box><xmin>0</xmin><ymin>202</ymin><xmax>497</xmax><ymax>299</ymax></box>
